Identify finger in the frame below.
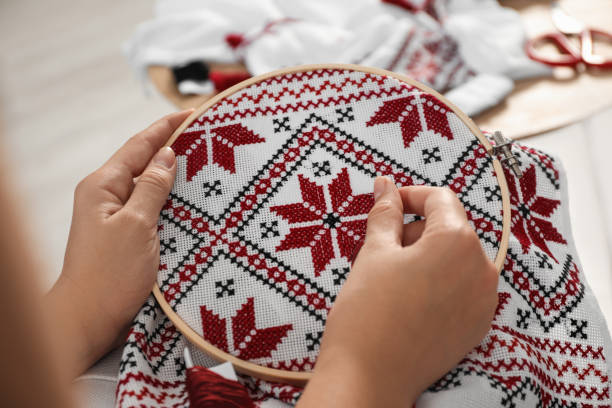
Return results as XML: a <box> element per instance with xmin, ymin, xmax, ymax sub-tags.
<box><xmin>97</xmin><ymin>110</ymin><xmax>193</xmax><ymax>203</ymax></box>
<box><xmin>398</xmin><ymin>186</ymin><xmax>467</xmax><ymax>229</ymax></box>
<box><xmin>122</xmin><ymin>147</ymin><xmax>177</xmax><ymax>225</ymax></box>
<box><xmin>364</xmin><ymin>177</ymin><xmax>404</xmax><ymax>247</ymax></box>
<box><xmin>402</xmin><ymin>220</ymin><xmax>425</xmax><ymax>246</ymax></box>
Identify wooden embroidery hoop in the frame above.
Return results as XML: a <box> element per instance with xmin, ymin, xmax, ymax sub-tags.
<box><xmin>152</xmin><ymin>63</ymin><xmax>511</xmax><ymax>386</ymax></box>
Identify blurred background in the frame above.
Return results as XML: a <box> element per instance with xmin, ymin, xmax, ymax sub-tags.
<box><xmin>0</xmin><ymin>0</ymin><xmax>610</xmax><ymax>331</ymax></box>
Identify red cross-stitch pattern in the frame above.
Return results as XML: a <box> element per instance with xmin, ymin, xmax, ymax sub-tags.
<box><xmin>271</xmin><ymin>168</ymin><xmax>373</xmax><ymax>276</ymax></box>
<box><xmin>156</xmin><ymin>70</ymin><xmax>502</xmax><ymax>373</ymax></box>
<box><xmin>385</xmin><ymin>28</ymin><xmax>475</xmax><ymax>92</ymax></box>
<box><xmin>173</xmin><ymin>123</ymin><xmax>265</xmax><ymax>180</ymax></box>
<box><xmin>504</xmin><ymin>165</ymin><xmax>566</xmax><ymax>262</ymax></box>
<box><xmin>201</xmin><ymin>297</ymin><xmax>293</xmax><ymax>360</ymax></box>
<box><xmin>115</xmin><ymin>68</ymin><xmax>611</xmax><ymax>408</ymax></box>
<box><xmin>366</xmin><ymin>93</ymin><xmax>453</xmax><ymax>148</ymax></box>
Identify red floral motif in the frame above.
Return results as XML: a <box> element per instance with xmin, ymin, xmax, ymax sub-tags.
<box><xmin>505</xmin><ymin>165</ymin><xmax>566</xmax><ymax>262</ymax></box>
<box><xmin>366</xmin><ymin>93</ymin><xmax>452</xmax><ymax>148</ymax></box>
<box><xmin>200</xmin><ymin>298</ymin><xmax>292</xmax><ymax>360</ymax></box>
<box><xmin>270</xmin><ymin>168</ymin><xmax>374</xmax><ymax>276</ymax></box>
<box><xmin>172</xmin><ymin>123</ymin><xmax>265</xmax><ymax>180</ymax></box>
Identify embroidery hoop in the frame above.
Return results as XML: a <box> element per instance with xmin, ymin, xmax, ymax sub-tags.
<box><xmin>152</xmin><ymin>63</ymin><xmax>511</xmax><ymax>386</ymax></box>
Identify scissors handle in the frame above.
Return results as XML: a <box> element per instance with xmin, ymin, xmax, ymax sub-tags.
<box><xmin>526</xmin><ymin>32</ymin><xmax>582</xmax><ymax>67</ymax></box>
<box><xmin>581</xmin><ymin>29</ymin><xmax>612</xmax><ymax>69</ymax></box>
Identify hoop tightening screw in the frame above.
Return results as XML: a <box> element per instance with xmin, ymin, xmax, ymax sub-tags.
<box><xmin>492</xmin><ymin>131</ymin><xmax>523</xmax><ymax>178</ymax></box>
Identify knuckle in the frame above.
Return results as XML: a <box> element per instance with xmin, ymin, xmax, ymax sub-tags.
<box><xmin>123</xmin><ymin>208</ymin><xmax>149</xmax><ymax>227</ymax></box>
<box><xmin>360</xmin><ymin>238</ymin><xmax>380</xmax><ymax>253</ymax></box>
<box><xmin>138</xmin><ymin>168</ymin><xmax>171</xmax><ymax>192</ymax></box>
<box><xmin>368</xmin><ymin>199</ymin><xmax>397</xmax><ymax>219</ymax></box>
<box><xmin>436</xmin><ymin>186</ymin><xmax>457</xmax><ymax>201</ymax></box>
<box><xmin>432</xmin><ymin>222</ymin><xmax>475</xmax><ymax>243</ymax></box>
<box><xmin>74</xmin><ymin>177</ymin><xmax>90</xmax><ymax>197</ymax></box>
<box><xmin>74</xmin><ymin>172</ymin><xmax>102</xmax><ymax>198</ymax></box>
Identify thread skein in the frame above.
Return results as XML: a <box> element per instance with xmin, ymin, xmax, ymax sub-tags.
<box><xmin>184</xmin><ymin>348</ymin><xmax>254</xmax><ymax>408</ymax></box>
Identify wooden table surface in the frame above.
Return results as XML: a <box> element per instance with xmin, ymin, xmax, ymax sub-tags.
<box><xmin>474</xmin><ymin>0</ymin><xmax>612</xmax><ymax>139</ymax></box>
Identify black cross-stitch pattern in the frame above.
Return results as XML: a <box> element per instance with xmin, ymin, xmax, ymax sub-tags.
<box><xmin>260</xmin><ymin>220</ymin><xmax>280</xmax><ymax>238</ymax></box>
<box><xmin>121</xmin><ymin>311</ymin><xmax>182</xmax><ymax>375</ymax></box>
<box><xmin>501</xmin><ymin>252</ymin><xmax>584</xmax><ymax>333</ymax></box>
<box><xmin>174</xmin><ymin>356</ymin><xmax>186</xmax><ymax>377</ymax></box>
<box><xmin>422</xmin><ymin>147</ymin><xmax>442</xmax><ymax>164</ymax></box>
<box><xmin>215</xmin><ymin>278</ymin><xmax>235</xmax><ymax>298</ymax></box>
<box><xmin>430</xmin><ymin>365</ymin><xmax>578</xmax><ymax>408</ymax></box>
<box><xmin>336</xmin><ymin>106</ymin><xmax>354</xmax><ymax>122</ymax></box>
<box><xmin>160</xmin><ymin>237</ymin><xmax>177</xmax><ymax>255</ymax></box>
<box><xmin>484</xmin><ymin>185</ymin><xmax>501</xmax><ymax>202</ymax></box>
<box><xmin>535</xmin><ymin>252</ymin><xmax>553</xmax><ymax>269</ymax></box>
<box><xmin>202</xmin><ymin>180</ymin><xmax>222</xmax><ymax>197</ymax></box>
<box><xmin>568</xmin><ymin>318</ymin><xmax>587</xmax><ymax>339</ymax></box>
<box><xmin>516</xmin><ymin>308</ymin><xmax>531</xmax><ymax>329</ymax></box>
<box><xmin>119</xmin><ymin>351</ymin><xmax>137</xmax><ymax>371</ymax></box>
<box><xmin>273</xmin><ymin>117</ymin><xmax>291</xmax><ymax>133</ymax></box>
<box><xmin>312</xmin><ymin>160</ymin><xmax>332</xmax><ymax>176</ymax></box>
<box><xmin>332</xmin><ymin>267</ymin><xmax>350</xmax><ymax>286</ymax></box>
<box><xmin>305</xmin><ymin>331</ymin><xmax>323</xmax><ymax>352</ymax></box>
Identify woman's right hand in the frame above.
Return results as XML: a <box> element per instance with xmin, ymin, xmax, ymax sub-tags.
<box><xmin>298</xmin><ymin>178</ymin><xmax>499</xmax><ymax>407</ymax></box>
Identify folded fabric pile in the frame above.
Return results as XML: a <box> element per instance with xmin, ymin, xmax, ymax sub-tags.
<box><xmin>124</xmin><ymin>0</ymin><xmax>549</xmax><ymax>116</ymax></box>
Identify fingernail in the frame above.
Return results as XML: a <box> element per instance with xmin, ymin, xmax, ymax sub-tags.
<box><xmin>153</xmin><ymin>147</ymin><xmax>175</xmax><ymax>169</ymax></box>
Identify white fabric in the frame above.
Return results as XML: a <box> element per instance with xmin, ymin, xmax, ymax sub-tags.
<box><xmin>123</xmin><ymin>0</ymin><xmax>550</xmax><ymax>116</ymax></box>
<box><xmin>445</xmin><ymin>73</ymin><xmax>513</xmax><ymax>116</ymax></box>
<box><xmin>444</xmin><ymin>2</ymin><xmax>551</xmax><ymax>80</ymax></box>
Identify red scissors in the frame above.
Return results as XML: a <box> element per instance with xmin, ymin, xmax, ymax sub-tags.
<box><xmin>526</xmin><ymin>1</ymin><xmax>612</xmax><ymax>68</ymax></box>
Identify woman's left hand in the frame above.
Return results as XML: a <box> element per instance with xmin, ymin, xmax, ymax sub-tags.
<box><xmin>47</xmin><ymin>110</ymin><xmax>191</xmax><ymax>376</ymax></box>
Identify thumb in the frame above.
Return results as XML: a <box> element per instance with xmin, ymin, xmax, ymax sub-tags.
<box><xmin>364</xmin><ymin>176</ymin><xmax>404</xmax><ymax>247</ymax></box>
<box><xmin>124</xmin><ymin>147</ymin><xmax>176</xmax><ymax>223</ymax></box>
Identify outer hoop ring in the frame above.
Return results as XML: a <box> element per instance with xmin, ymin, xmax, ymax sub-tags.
<box><xmin>153</xmin><ymin>63</ymin><xmax>511</xmax><ymax>386</ymax></box>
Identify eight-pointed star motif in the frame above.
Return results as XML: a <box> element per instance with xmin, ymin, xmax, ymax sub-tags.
<box><xmin>270</xmin><ymin>168</ymin><xmax>374</xmax><ymax>276</ymax></box>
<box><xmin>505</xmin><ymin>165</ymin><xmax>566</xmax><ymax>262</ymax></box>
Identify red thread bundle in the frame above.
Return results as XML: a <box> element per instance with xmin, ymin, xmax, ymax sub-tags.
<box><xmin>210</xmin><ymin>71</ymin><xmax>251</xmax><ymax>93</ymax></box>
<box><xmin>186</xmin><ymin>366</ymin><xmax>254</xmax><ymax>408</ymax></box>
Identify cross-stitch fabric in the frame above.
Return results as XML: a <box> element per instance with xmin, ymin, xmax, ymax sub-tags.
<box><xmin>115</xmin><ymin>69</ymin><xmax>612</xmax><ymax>407</ymax></box>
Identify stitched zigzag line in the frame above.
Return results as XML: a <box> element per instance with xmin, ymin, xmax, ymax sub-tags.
<box><xmin>196</xmin><ymin>88</ymin><xmax>412</xmax><ymax>126</ymax></box>
<box><xmin>492</xmin><ymin>324</ymin><xmax>605</xmax><ymax>360</ymax></box>
<box><xmin>116</xmin><ymin>372</ymin><xmax>186</xmax><ymax>407</ymax></box>
<box><xmin>462</xmin><ymin>357</ymin><xmax>609</xmax><ymax>400</ymax></box>
<box><xmin>217</xmin><ymin>77</ymin><xmax>369</xmax><ymax>106</ymax></box>
<box><xmin>256</xmin><ymin>68</ymin><xmax>390</xmax><ymax>88</ymax></box>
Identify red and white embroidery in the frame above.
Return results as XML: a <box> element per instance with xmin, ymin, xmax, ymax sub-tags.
<box><xmin>366</xmin><ymin>93</ymin><xmax>453</xmax><ymax>148</ymax></box>
<box><xmin>505</xmin><ymin>165</ymin><xmax>566</xmax><ymax>262</ymax></box>
<box><xmin>271</xmin><ymin>168</ymin><xmax>373</xmax><ymax>276</ymax></box>
<box><xmin>201</xmin><ymin>297</ymin><xmax>293</xmax><ymax>360</ymax></box>
<box><xmin>115</xmin><ymin>69</ymin><xmax>611</xmax><ymax>408</ymax></box>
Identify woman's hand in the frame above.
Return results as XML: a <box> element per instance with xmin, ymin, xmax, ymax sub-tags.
<box><xmin>46</xmin><ymin>110</ymin><xmax>191</xmax><ymax>377</ymax></box>
<box><xmin>298</xmin><ymin>178</ymin><xmax>499</xmax><ymax>407</ymax></box>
